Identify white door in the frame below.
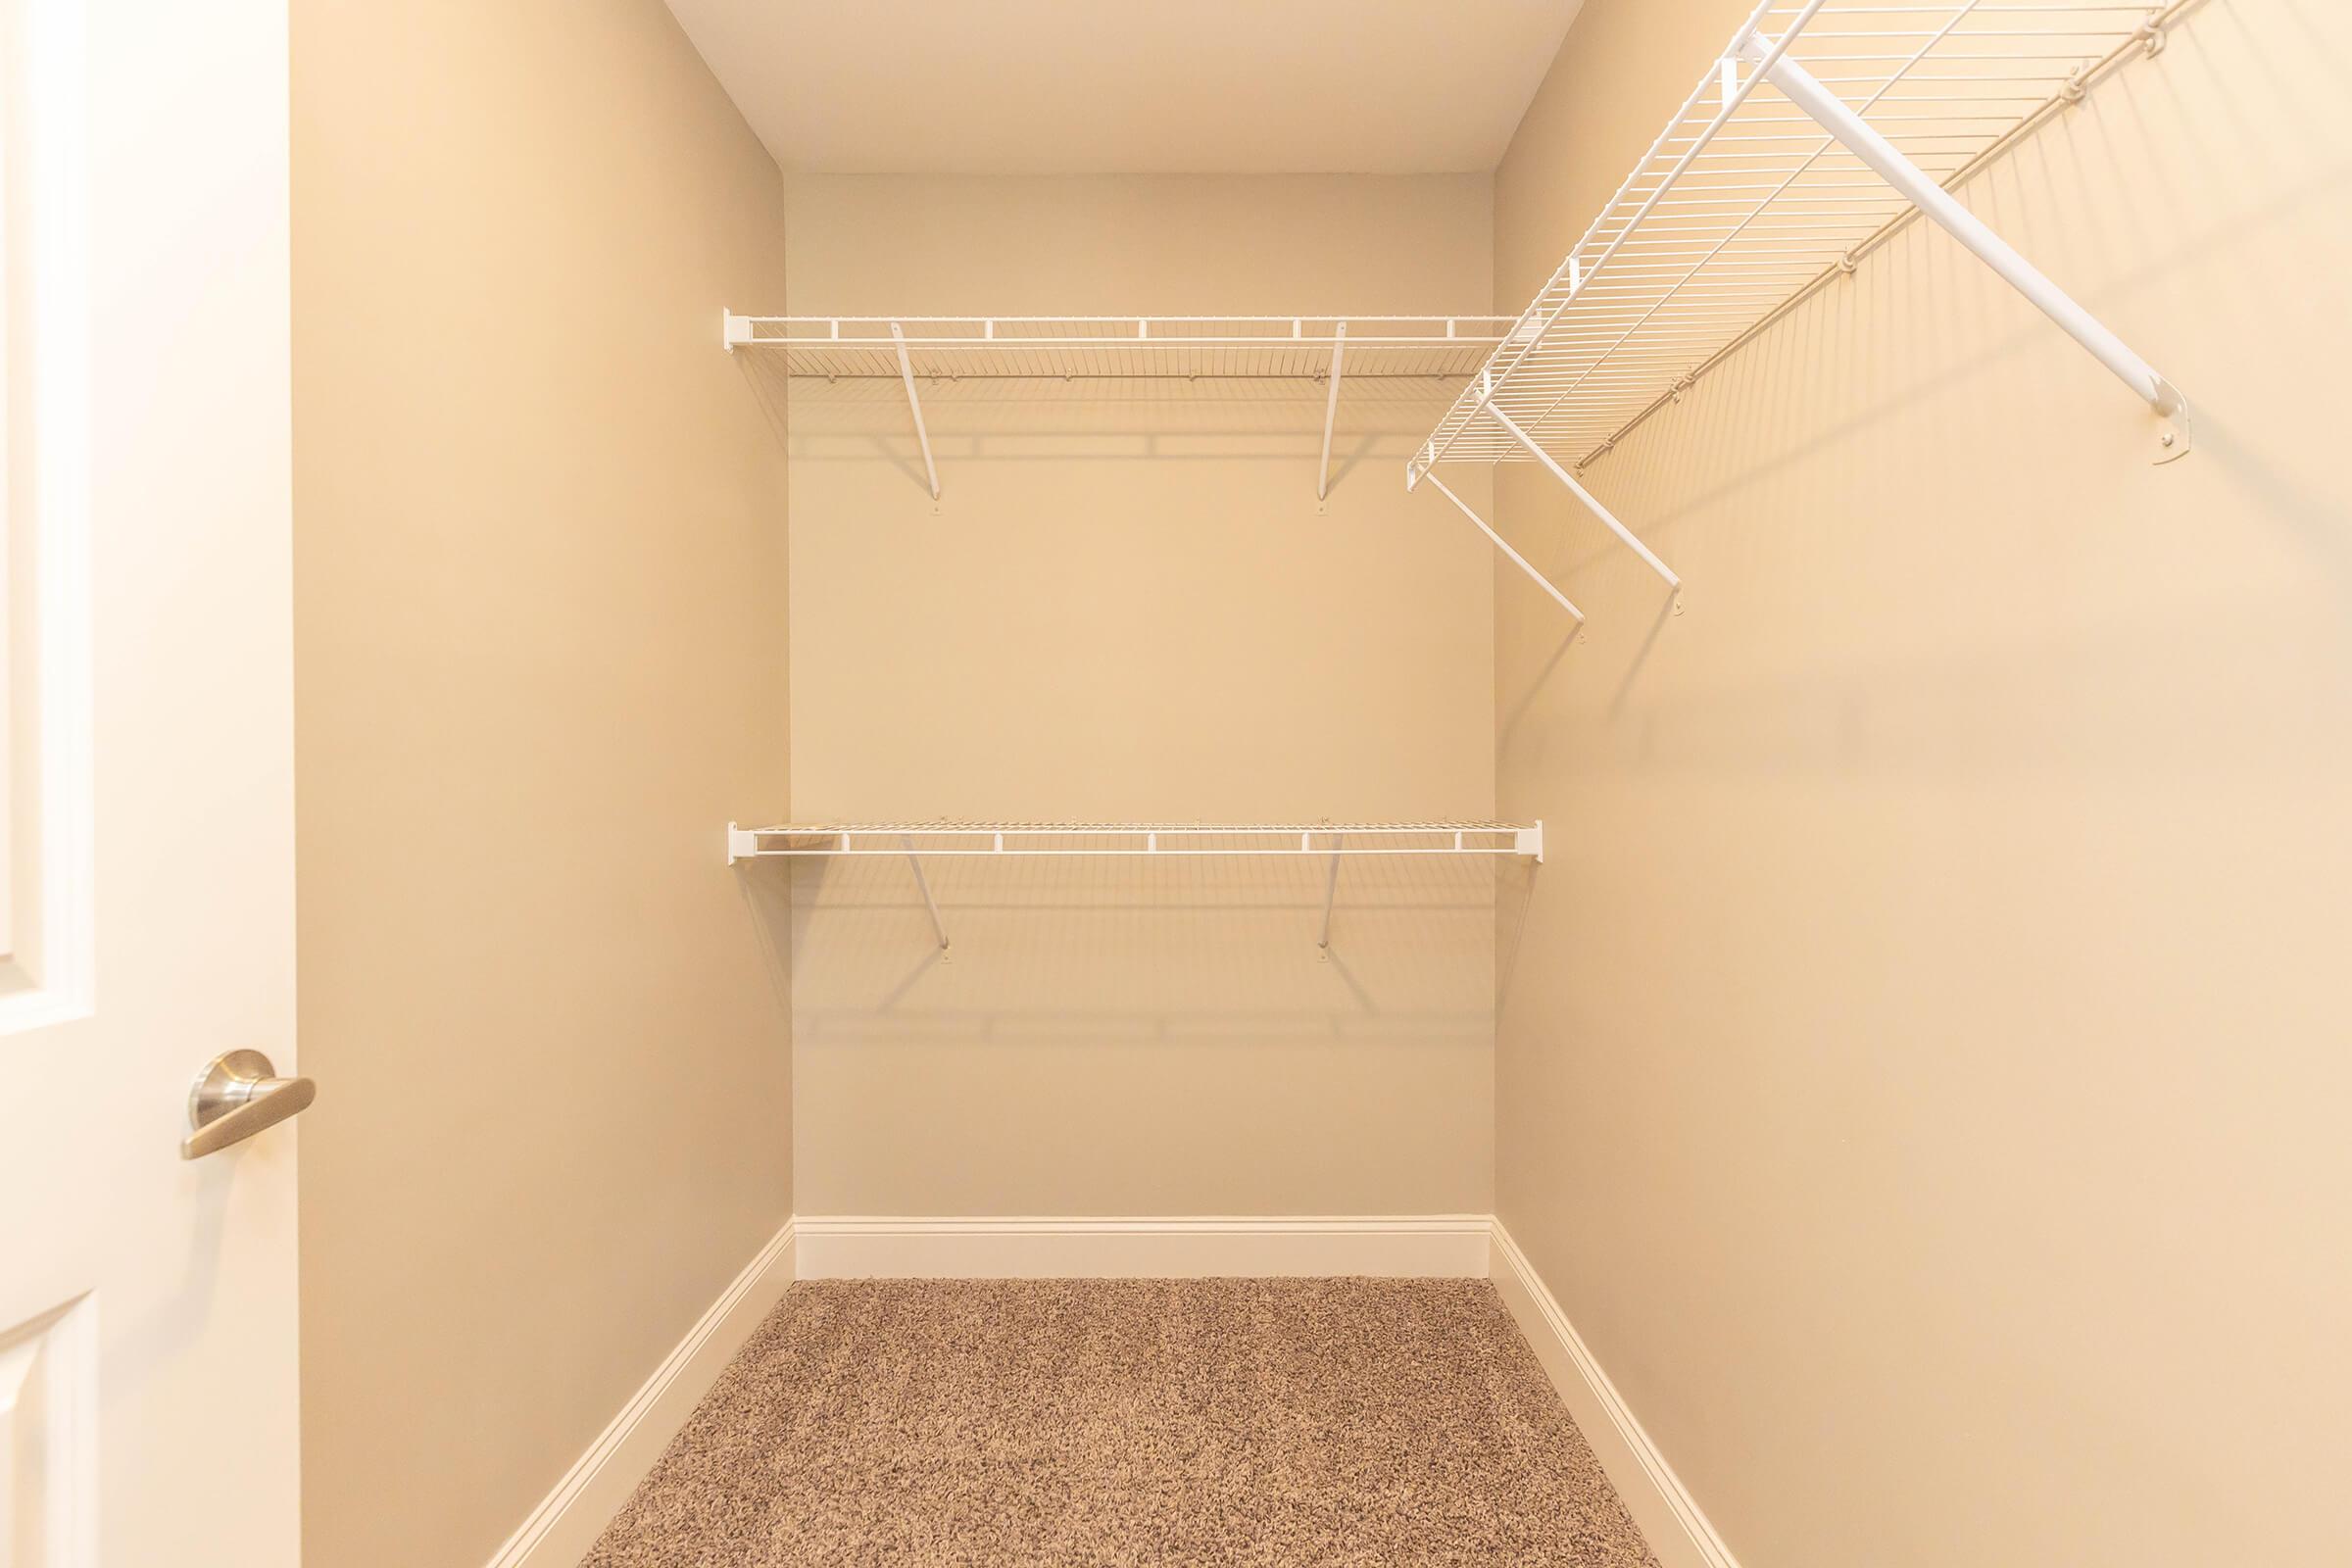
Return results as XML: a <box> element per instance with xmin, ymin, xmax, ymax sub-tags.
<box><xmin>0</xmin><ymin>0</ymin><xmax>301</xmax><ymax>1565</ymax></box>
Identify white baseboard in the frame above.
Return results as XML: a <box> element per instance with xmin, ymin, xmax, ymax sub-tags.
<box><xmin>1488</xmin><ymin>1220</ymin><xmax>1742</xmax><ymax>1568</ymax></box>
<box><xmin>481</xmin><ymin>1218</ymin><xmax>798</xmax><ymax>1568</ymax></box>
<box><xmin>793</xmin><ymin>1214</ymin><xmax>1494</xmax><ymax>1280</ymax></box>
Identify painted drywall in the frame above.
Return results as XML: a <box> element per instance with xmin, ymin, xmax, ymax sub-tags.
<box><xmin>1490</xmin><ymin>2</ymin><xmax>2352</xmax><ymax>1565</ymax></box>
<box><xmin>290</xmin><ymin>4</ymin><xmax>792</xmax><ymax>1565</ymax></box>
<box><xmin>779</xmin><ymin>174</ymin><xmax>1498</xmax><ymax>1216</ymax></box>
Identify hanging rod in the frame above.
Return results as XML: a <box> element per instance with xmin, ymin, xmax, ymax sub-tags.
<box><xmin>1406</xmin><ymin>0</ymin><xmax>2191</xmax><ymax>616</ymax></box>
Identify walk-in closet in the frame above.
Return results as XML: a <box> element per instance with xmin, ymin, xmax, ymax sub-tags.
<box><xmin>10</xmin><ymin>1</ymin><xmax>2343</xmax><ymax>1565</ymax></box>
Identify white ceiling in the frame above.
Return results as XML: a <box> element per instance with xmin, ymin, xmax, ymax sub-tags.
<box><xmin>663</xmin><ymin>1</ymin><xmax>1585</xmax><ymax>175</ymax></box>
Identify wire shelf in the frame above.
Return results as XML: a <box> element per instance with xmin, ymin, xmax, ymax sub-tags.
<box><xmin>1410</xmin><ymin>0</ymin><xmax>2176</xmax><ymax>481</ymax></box>
<box><xmin>727</xmin><ymin>316</ymin><xmax>1510</xmax><ymax>382</ymax></box>
<box><xmin>726</xmin><ymin>314</ymin><xmax>1516</xmax><ymax>499</ymax></box>
<box><xmin>726</xmin><ymin>821</ymin><xmax>1543</xmax><ymax>863</ymax></box>
<box><xmin>728</xmin><ymin>820</ymin><xmax>1541</xmax><ymax>953</ymax></box>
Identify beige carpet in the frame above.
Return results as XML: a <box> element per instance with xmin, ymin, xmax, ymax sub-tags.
<box><xmin>583</xmin><ymin>1277</ymin><xmax>1661</xmax><ymax>1567</ymax></box>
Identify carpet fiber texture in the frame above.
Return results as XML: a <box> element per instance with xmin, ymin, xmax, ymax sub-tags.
<box><xmin>583</xmin><ymin>1277</ymin><xmax>1661</xmax><ymax>1566</ymax></box>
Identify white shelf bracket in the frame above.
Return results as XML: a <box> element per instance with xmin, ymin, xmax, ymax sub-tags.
<box><xmin>890</xmin><ymin>320</ymin><xmax>944</xmax><ymax>500</ymax></box>
<box><xmin>1418</xmin><ymin>471</ymin><xmax>1585</xmax><ymax>623</ymax></box>
<box><xmin>1518</xmin><ymin>820</ymin><xmax>1544</xmax><ymax>863</ymax></box>
<box><xmin>1317</xmin><ymin>833</ymin><xmax>1343</xmax><ymax>958</ymax></box>
<box><xmin>902</xmin><ymin>834</ymin><xmax>950</xmax><ymax>952</ymax></box>
<box><xmin>1317</xmin><ymin>320</ymin><xmax>1348</xmax><ymax>501</ymax></box>
<box><xmin>725</xmin><ymin>821</ymin><xmax>759</xmax><ymax>864</ymax></box>
<box><xmin>1485</xmin><ymin>404</ymin><xmax>1681</xmax><ymax>591</ymax></box>
<box><xmin>721</xmin><ymin>311</ymin><xmax>754</xmax><ymax>352</ymax></box>
<box><xmin>1741</xmin><ymin>32</ymin><xmax>2190</xmax><ymax>462</ymax></box>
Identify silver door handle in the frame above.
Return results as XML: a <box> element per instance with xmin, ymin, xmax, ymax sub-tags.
<box><xmin>182</xmin><ymin>1050</ymin><xmax>316</xmax><ymax>1159</ymax></box>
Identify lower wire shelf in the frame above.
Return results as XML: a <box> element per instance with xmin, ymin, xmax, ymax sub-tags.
<box><xmin>724</xmin><ymin>820</ymin><xmax>1544</xmax><ymax>956</ymax></box>
<box><xmin>726</xmin><ymin>821</ymin><xmax>1542</xmax><ymax>863</ymax></box>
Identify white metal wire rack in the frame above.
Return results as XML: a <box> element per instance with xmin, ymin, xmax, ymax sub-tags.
<box><xmin>723</xmin><ymin>314</ymin><xmax>1510</xmax><ymax>500</ymax></box>
<box><xmin>1408</xmin><ymin>0</ymin><xmax>2191</xmax><ymax>613</ymax></box>
<box><xmin>726</xmin><ymin>316</ymin><xmax>1507</xmax><ymax>379</ymax></box>
<box><xmin>725</xmin><ymin>820</ymin><xmax>1543</xmax><ymax>955</ymax></box>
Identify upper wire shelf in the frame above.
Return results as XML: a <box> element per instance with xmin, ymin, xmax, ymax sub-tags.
<box><xmin>1409</xmin><ymin>0</ymin><xmax>2181</xmax><ymax>485</ymax></box>
<box><xmin>726</xmin><ymin>316</ymin><xmax>1509</xmax><ymax>381</ymax></box>
<box><xmin>725</xmin><ymin>314</ymin><xmax>1512</xmax><ymax>501</ymax></box>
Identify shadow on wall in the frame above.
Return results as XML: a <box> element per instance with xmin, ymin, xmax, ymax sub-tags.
<box><xmin>740</xmin><ymin>352</ymin><xmax>1467</xmax><ymax>489</ymax></box>
<box><xmin>736</xmin><ymin>855</ymin><xmax>796</xmax><ymax>1026</ymax></box>
<box><xmin>736</xmin><ymin>350</ymin><xmax>793</xmax><ymax>455</ymax></box>
<box><xmin>1484</xmin><ymin>7</ymin><xmax>2352</xmax><ymax>1559</ymax></box>
<box><xmin>757</xmin><ymin>852</ymin><xmax>1504</xmax><ymax>1051</ymax></box>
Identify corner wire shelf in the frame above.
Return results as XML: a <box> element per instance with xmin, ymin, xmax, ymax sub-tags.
<box><xmin>722</xmin><ymin>314</ymin><xmax>1510</xmax><ymax>502</ymax></box>
<box><xmin>1407</xmin><ymin>0</ymin><xmax>2193</xmax><ymax>623</ymax></box>
<box><xmin>724</xmin><ymin>820</ymin><xmax>1543</xmax><ymax>956</ymax></box>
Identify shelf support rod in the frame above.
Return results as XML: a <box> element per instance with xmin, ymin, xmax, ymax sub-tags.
<box><xmin>1317</xmin><ymin>833</ymin><xmax>1343</xmax><ymax>958</ymax></box>
<box><xmin>1486</xmin><ymin>405</ymin><xmax>1681</xmax><ymax>590</ymax></box>
<box><xmin>1317</xmin><ymin>321</ymin><xmax>1348</xmax><ymax>501</ymax></box>
<box><xmin>1740</xmin><ymin>33</ymin><xmax>2188</xmax><ymax>455</ymax></box>
<box><xmin>1418</xmin><ymin>473</ymin><xmax>1585</xmax><ymax>622</ymax></box>
<box><xmin>890</xmin><ymin>321</ymin><xmax>943</xmax><ymax>500</ymax></box>
<box><xmin>902</xmin><ymin>835</ymin><xmax>950</xmax><ymax>952</ymax></box>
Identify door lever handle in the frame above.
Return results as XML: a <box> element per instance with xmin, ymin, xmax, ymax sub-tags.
<box><xmin>182</xmin><ymin>1050</ymin><xmax>316</xmax><ymax>1159</ymax></box>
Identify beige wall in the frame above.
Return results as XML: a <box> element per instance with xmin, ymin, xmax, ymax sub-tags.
<box><xmin>1491</xmin><ymin>3</ymin><xmax>2352</xmax><ymax>1565</ymax></box>
<box><xmin>290</xmin><ymin>4</ymin><xmax>792</xmax><ymax>1565</ymax></box>
<box><xmin>781</xmin><ymin>175</ymin><xmax>1498</xmax><ymax>1215</ymax></box>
